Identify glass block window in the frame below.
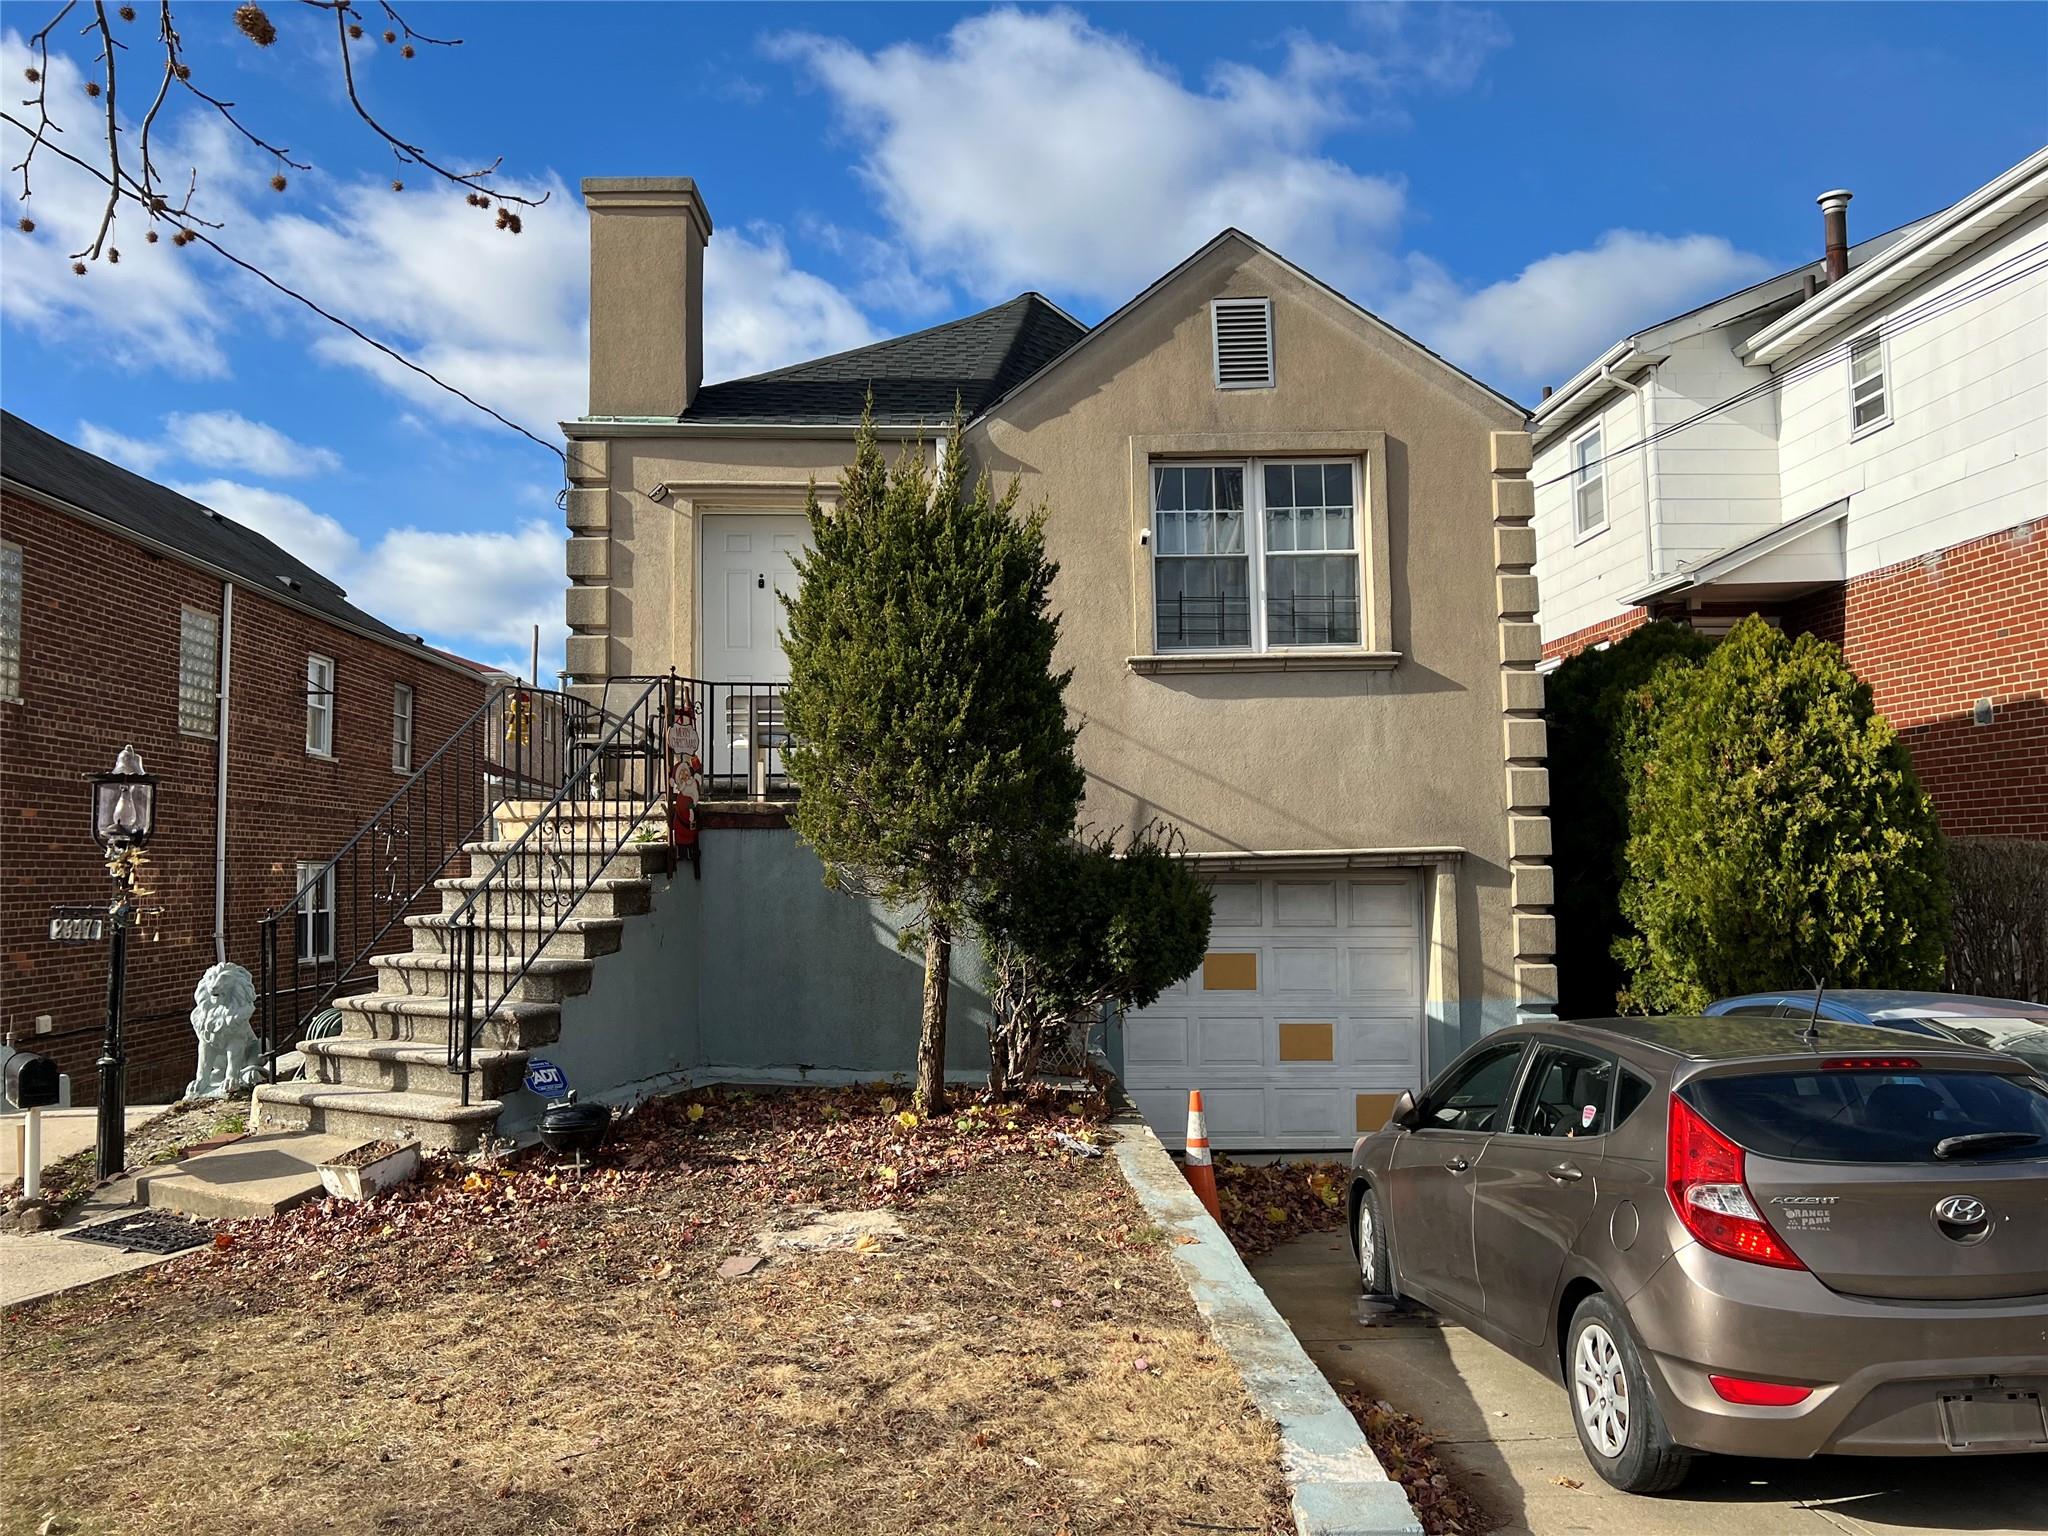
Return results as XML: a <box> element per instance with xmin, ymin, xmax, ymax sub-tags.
<box><xmin>0</xmin><ymin>542</ymin><xmax>20</xmax><ymax>702</ymax></box>
<box><xmin>178</xmin><ymin>606</ymin><xmax>219</xmax><ymax>736</ymax></box>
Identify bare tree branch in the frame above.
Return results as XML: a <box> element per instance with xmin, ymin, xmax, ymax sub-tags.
<box><xmin>12</xmin><ymin>2</ymin><xmax>78</xmax><ymax>204</ymax></box>
<box><xmin>3</xmin><ymin>108</ymin><xmax>566</xmax><ymax>463</ymax></box>
<box><xmin>74</xmin><ymin>1</ymin><xmax>122</xmax><ymax>260</ymax></box>
<box><xmin>310</xmin><ymin>0</ymin><xmax>545</xmax><ymax>207</ymax></box>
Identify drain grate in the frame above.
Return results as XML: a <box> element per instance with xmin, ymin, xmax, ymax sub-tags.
<box><xmin>60</xmin><ymin>1210</ymin><xmax>212</xmax><ymax>1256</ymax></box>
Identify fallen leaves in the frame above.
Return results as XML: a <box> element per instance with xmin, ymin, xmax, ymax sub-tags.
<box><xmin>1212</xmin><ymin>1157</ymin><xmax>1348</xmax><ymax>1261</ymax></box>
<box><xmin>1336</xmin><ymin>1384</ymin><xmax>1490</xmax><ymax>1536</ymax></box>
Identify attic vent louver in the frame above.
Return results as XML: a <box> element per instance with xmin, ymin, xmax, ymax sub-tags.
<box><xmin>1211</xmin><ymin>297</ymin><xmax>1274</xmax><ymax>390</ymax></box>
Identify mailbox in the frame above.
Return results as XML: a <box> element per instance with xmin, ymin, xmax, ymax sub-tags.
<box><xmin>3</xmin><ymin>1050</ymin><xmax>62</xmax><ymax>1110</ymax></box>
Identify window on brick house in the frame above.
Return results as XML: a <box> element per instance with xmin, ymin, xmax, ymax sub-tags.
<box><xmin>392</xmin><ymin>683</ymin><xmax>414</xmax><ymax>772</ymax></box>
<box><xmin>178</xmin><ymin>606</ymin><xmax>219</xmax><ymax>737</ymax></box>
<box><xmin>306</xmin><ymin>654</ymin><xmax>335</xmax><ymax>756</ymax></box>
<box><xmin>294</xmin><ymin>860</ymin><xmax>336</xmax><ymax>963</ymax></box>
<box><xmin>0</xmin><ymin>541</ymin><xmax>20</xmax><ymax>702</ymax></box>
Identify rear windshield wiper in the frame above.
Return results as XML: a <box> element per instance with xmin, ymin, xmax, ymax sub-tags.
<box><xmin>1934</xmin><ymin>1131</ymin><xmax>2042</xmax><ymax>1158</ymax></box>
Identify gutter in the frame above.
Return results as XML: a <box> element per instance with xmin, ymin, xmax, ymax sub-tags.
<box><xmin>562</xmin><ymin>418</ymin><xmax>936</xmax><ymax>442</ymax></box>
<box><xmin>1597</xmin><ymin>352</ymin><xmax>1665</xmax><ymax>585</ymax></box>
<box><xmin>212</xmin><ymin>580</ymin><xmax>234</xmax><ymax>966</ymax></box>
<box><xmin>0</xmin><ymin>478</ymin><xmax>483</xmax><ymax>682</ymax></box>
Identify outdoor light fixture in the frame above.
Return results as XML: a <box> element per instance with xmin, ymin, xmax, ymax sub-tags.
<box><xmin>90</xmin><ymin>744</ymin><xmax>159</xmax><ymax>853</ymax></box>
<box><xmin>86</xmin><ymin>744</ymin><xmax>158</xmax><ymax>1180</ymax></box>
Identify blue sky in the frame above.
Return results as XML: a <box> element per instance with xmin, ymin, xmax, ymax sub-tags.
<box><xmin>4</xmin><ymin>2</ymin><xmax>2043</xmax><ymax>673</ymax></box>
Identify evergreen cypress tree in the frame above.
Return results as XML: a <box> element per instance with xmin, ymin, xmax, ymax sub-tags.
<box><xmin>780</xmin><ymin>406</ymin><xmax>1084</xmax><ymax>1112</ymax></box>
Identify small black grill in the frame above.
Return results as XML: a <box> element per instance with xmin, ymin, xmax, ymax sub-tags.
<box><xmin>60</xmin><ymin>1210</ymin><xmax>212</xmax><ymax>1255</ymax></box>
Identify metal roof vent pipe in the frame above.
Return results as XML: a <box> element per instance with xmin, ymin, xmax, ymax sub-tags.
<box><xmin>1818</xmin><ymin>189</ymin><xmax>1853</xmax><ymax>284</ymax></box>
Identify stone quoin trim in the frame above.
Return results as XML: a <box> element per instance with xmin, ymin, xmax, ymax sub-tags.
<box><xmin>563</xmin><ymin>436</ymin><xmax>611</xmax><ymax>683</ymax></box>
<box><xmin>1490</xmin><ymin>431</ymin><xmax>1558</xmax><ymax>1019</ymax></box>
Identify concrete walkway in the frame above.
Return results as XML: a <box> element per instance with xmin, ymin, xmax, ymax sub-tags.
<box><xmin>2</xmin><ymin>1106</ymin><xmax>166</xmax><ymax>1181</ymax></box>
<box><xmin>1255</xmin><ymin>1228</ymin><xmax>2048</xmax><ymax>1536</ymax></box>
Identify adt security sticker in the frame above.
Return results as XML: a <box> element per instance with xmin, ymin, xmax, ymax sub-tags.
<box><xmin>524</xmin><ymin>1058</ymin><xmax>568</xmax><ymax>1098</ymax></box>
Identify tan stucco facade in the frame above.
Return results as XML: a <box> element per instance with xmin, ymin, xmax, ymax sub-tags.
<box><xmin>564</xmin><ymin>212</ymin><xmax>1553</xmax><ymax>1063</ymax></box>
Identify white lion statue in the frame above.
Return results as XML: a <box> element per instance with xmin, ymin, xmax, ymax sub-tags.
<box><xmin>186</xmin><ymin>962</ymin><xmax>261</xmax><ymax>1100</ymax></box>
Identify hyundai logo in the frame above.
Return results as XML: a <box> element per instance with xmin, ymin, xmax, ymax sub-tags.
<box><xmin>1934</xmin><ymin>1194</ymin><xmax>1993</xmax><ymax>1244</ymax></box>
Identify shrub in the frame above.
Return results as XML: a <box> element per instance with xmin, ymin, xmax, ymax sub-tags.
<box><xmin>781</xmin><ymin>409</ymin><xmax>1084</xmax><ymax>1112</ymax></box>
<box><xmin>1615</xmin><ymin>616</ymin><xmax>1949</xmax><ymax>1013</ymax></box>
<box><xmin>1945</xmin><ymin>839</ymin><xmax>2048</xmax><ymax>1002</ymax></box>
<box><xmin>975</xmin><ymin>824</ymin><xmax>1212</xmax><ymax>1098</ymax></box>
<box><xmin>1545</xmin><ymin>621</ymin><xmax>1715</xmax><ymax>1016</ymax></box>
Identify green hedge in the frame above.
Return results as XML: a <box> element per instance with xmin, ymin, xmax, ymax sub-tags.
<box><xmin>1614</xmin><ymin>616</ymin><xmax>1949</xmax><ymax>1013</ymax></box>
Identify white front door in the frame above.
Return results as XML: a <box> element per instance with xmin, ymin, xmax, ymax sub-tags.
<box><xmin>1123</xmin><ymin>871</ymin><xmax>1426</xmax><ymax>1150</ymax></box>
<box><xmin>699</xmin><ymin>513</ymin><xmax>809</xmax><ymax>683</ymax></box>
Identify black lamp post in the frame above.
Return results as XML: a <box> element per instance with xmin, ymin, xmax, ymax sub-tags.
<box><xmin>89</xmin><ymin>745</ymin><xmax>157</xmax><ymax>1181</ymax></box>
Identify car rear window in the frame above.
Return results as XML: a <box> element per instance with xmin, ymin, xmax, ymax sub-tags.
<box><xmin>1683</xmin><ymin>1069</ymin><xmax>2048</xmax><ymax>1164</ymax></box>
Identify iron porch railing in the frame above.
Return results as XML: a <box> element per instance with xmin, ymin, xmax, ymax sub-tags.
<box><xmin>255</xmin><ymin>684</ymin><xmax>598</xmax><ymax>1080</ymax></box>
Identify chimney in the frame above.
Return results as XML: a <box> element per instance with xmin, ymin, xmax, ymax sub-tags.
<box><xmin>584</xmin><ymin>177</ymin><xmax>714</xmax><ymax>417</ymax></box>
<box><xmin>1817</xmin><ymin>188</ymin><xmax>1852</xmax><ymax>285</ymax></box>
<box><xmin>1540</xmin><ymin>385</ymin><xmax>1554</xmax><ymax>401</ymax></box>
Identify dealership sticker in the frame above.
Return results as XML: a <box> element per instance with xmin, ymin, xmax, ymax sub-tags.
<box><xmin>1581</xmin><ymin>1104</ymin><xmax>1598</xmax><ymax>1128</ymax></box>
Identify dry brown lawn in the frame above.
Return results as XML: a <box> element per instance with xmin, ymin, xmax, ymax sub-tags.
<box><xmin>1</xmin><ymin>1087</ymin><xmax>1290</xmax><ymax>1536</ymax></box>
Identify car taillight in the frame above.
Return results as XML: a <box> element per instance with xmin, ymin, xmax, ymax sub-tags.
<box><xmin>1666</xmin><ymin>1096</ymin><xmax>1805</xmax><ymax>1270</ymax></box>
<box><xmin>1708</xmin><ymin>1374</ymin><xmax>1813</xmax><ymax>1407</ymax></box>
<box><xmin>1820</xmin><ymin>1056</ymin><xmax>1920</xmax><ymax>1071</ymax></box>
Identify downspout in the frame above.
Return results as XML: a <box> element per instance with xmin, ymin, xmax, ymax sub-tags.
<box><xmin>1599</xmin><ymin>355</ymin><xmax>1664</xmax><ymax>585</ymax></box>
<box><xmin>212</xmin><ymin>580</ymin><xmax>234</xmax><ymax>965</ymax></box>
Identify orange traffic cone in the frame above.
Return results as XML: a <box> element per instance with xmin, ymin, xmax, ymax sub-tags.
<box><xmin>1184</xmin><ymin>1090</ymin><xmax>1221</xmax><ymax>1221</ymax></box>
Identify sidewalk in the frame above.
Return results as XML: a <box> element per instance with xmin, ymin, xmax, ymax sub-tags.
<box><xmin>1253</xmin><ymin>1228</ymin><xmax>2048</xmax><ymax>1536</ymax></box>
<box><xmin>1</xmin><ymin>1107</ymin><xmax>167</xmax><ymax>1181</ymax></box>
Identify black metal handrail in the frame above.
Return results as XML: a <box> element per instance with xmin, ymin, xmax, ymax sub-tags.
<box><xmin>444</xmin><ymin>673</ymin><xmax>683</xmax><ymax>1101</ymax></box>
<box><xmin>255</xmin><ymin>683</ymin><xmax>598</xmax><ymax>1079</ymax></box>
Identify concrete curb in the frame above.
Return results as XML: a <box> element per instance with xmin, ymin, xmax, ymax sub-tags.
<box><xmin>1107</xmin><ymin>1110</ymin><xmax>1420</xmax><ymax>1536</ymax></box>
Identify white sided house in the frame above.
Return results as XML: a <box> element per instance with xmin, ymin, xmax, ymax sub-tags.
<box><xmin>1531</xmin><ymin>147</ymin><xmax>2048</xmax><ymax>842</ymax></box>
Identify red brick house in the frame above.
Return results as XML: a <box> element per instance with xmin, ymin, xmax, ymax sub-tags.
<box><xmin>0</xmin><ymin>412</ymin><xmax>492</xmax><ymax>1103</ymax></box>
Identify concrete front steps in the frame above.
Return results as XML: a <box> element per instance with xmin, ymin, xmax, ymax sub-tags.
<box><xmin>253</xmin><ymin>802</ymin><xmax>666</xmax><ymax>1152</ymax></box>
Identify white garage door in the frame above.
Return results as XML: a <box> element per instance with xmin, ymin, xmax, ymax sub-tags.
<box><xmin>1124</xmin><ymin>871</ymin><xmax>1425</xmax><ymax>1150</ymax></box>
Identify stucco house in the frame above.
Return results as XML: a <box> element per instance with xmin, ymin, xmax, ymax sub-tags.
<box><xmin>556</xmin><ymin>177</ymin><xmax>1551</xmax><ymax>1150</ymax></box>
<box><xmin>1530</xmin><ymin>146</ymin><xmax>2047</xmax><ymax>842</ymax></box>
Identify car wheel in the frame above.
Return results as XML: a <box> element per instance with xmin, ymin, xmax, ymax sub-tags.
<box><xmin>1355</xmin><ymin>1184</ymin><xmax>1395</xmax><ymax>1297</ymax></box>
<box><xmin>1566</xmin><ymin>1294</ymin><xmax>1693</xmax><ymax>1494</ymax></box>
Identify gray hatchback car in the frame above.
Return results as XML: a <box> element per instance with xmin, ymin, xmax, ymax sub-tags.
<box><xmin>1347</xmin><ymin>1016</ymin><xmax>2048</xmax><ymax>1492</ymax></box>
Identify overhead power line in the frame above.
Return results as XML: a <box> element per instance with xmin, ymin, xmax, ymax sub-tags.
<box><xmin>1532</xmin><ymin>246</ymin><xmax>2048</xmax><ymax>492</ymax></box>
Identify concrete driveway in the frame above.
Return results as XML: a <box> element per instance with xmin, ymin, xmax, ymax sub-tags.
<box><xmin>1255</xmin><ymin>1229</ymin><xmax>2048</xmax><ymax>1536</ymax></box>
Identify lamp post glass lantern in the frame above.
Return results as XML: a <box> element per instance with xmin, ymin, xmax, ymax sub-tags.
<box><xmin>91</xmin><ymin>743</ymin><xmax>158</xmax><ymax>852</ymax></box>
<box><xmin>89</xmin><ymin>745</ymin><xmax>156</xmax><ymax>1180</ymax></box>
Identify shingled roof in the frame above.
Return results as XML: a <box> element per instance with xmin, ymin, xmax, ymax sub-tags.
<box><xmin>1</xmin><ymin>409</ymin><xmax>464</xmax><ymax>663</ymax></box>
<box><xmin>680</xmin><ymin>292</ymin><xmax>1086</xmax><ymax>427</ymax></box>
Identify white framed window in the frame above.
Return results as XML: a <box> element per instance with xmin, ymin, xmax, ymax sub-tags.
<box><xmin>1849</xmin><ymin>332</ymin><xmax>1889</xmax><ymax>435</ymax></box>
<box><xmin>391</xmin><ymin>682</ymin><xmax>415</xmax><ymax>773</ymax></box>
<box><xmin>294</xmin><ymin>860</ymin><xmax>336</xmax><ymax>963</ymax></box>
<box><xmin>0</xmin><ymin>541</ymin><xmax>20</xmax><ymax>702</ymax></box>
<box><xmin>305</xmin><ymin>653</ymin><xmax>335</xmax><ymax>756</ymax></box>
<box><xmin>1572</xmin><ymin>427</ymin><xmax>1607</xmax><ymax>538</ymax></box>
<box><xmin>177</xmin><ymin>606</ymin><xmax>220</xmax><ymax>737</ymax></box>
<box><xmin>1152</xmin><ymin>459</ymin><xmax>1361</xmax><ymax>652</ymax></box>
<box><xmin>1211</xmin><ymin>297</ymin><xmax>1274</xmax><ymax>389</ymax></box>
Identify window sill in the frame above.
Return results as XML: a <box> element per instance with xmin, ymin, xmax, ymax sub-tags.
<box><xmin>1572</xmin><ymin>518</ymin><xmax>1609</xmax><ymax>547</ymax></box>
<box><xmin>306</xmin><ymin>748</ymin><xmax>335</xmax><ymax>762</ymax></box>
<box><xmin>1129</xmin><ymin>649</ymin><xmax>1401</xmax><ymax>676</ymax></box>
<box><xmin>1850</xmin><ymin>415</ymin><xmax>1892</xmax><ymax>443</ymax></box>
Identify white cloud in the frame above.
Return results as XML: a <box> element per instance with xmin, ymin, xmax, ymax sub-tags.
<box><xmin>705</xmin><ymin>226</ymin><xmax>882</xmax><ymax>379</ymax></box>
<box><xmin>0</xmin><ymin>32</ymin><xmax>237</xmax><ymax>377</ymax></box>
<box><xmin>174</xmin><ymin>479</ymin><xmax>360</xmax><ymax>577</ymax></box>
<box><xmin>77</xmin><ymin>422</ymin><xmax>169</xmax><ymax>473</ymax></box>
<box><xmin>80</xmin><ymin>411</ymin><xmax>340</xmax><ymax>478</ymax></box>
<box><xmin>771</xmin><ymin>9</ymin><xmax>1413</xmax><ymax>305</ymax></box>
<box><xmin>1392</xmin><ymin>232</ymin><xmax>1777</xmax><ymax>391</ymax></box>
<box><xmin>165</xmin><ymin>410</ymin><xmax>341</xmax><ymax>476</ymax></box>
<box><xmin>173</xmin><ymin>476</ymin><xmax>562</xmax><ymax>663</ymax></box>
